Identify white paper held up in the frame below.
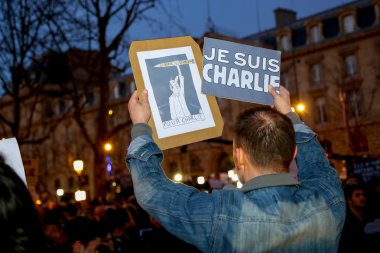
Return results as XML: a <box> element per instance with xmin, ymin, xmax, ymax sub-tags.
<box><xmin>0</xmin><ymin>137</ymin><xmax>27</xmax><ymax>185</ymax></box>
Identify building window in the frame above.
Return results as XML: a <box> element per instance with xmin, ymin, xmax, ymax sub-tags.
<box><xmin>310</xmin><ymin>64</ymin><xmax>322</xmax><ymax>86</ymax></box>
<box><xmin>68</xmin><ymin>177</ymin><xmax>74</xmax><ymax>190</ymax></box>
<box><xmin>280</xmin><ymin>35</ymin><xmax>291</xmax><ymax>51</ymax></box>
<box><xmin>190</xmin><ymin>154</ymin><xmax>204</xmax><ymax>172</ymax></box>
<box><xmin>282</xmin><ymin>72</ymin><xmax>290</xmax><ymax>89</ymax></box>
<box><xmin>44</xmin><ymin>101</ymin><xmax>55</xmax><ymax>118</ymax></box>
<box><xmin>343</xmin><ymin>15</ymin><xmax>355</xmax><ymax>33</ymax></box>
<box><xmin>129</xmin><ymin>81</ymin><xmax>136</xmax><ymax>95</ymax></box>
<box><xmin>58</xmin><ymin>99</ymin><xmax>66</xmax><ymax>114</ymax></box>
<box><xmin>349</xmin><ymin>128</ymin><xmax>368</xmax><ymax>153</ymax></box>
<box><xmin>66</xmin><ymin>127</ymin><xmax>72</xmax><ymax>143</ymax></box>
<box><xmin>111</xmin><ymin>114</ymin><xmax>118</xmax><ymax>126</ymax></box>
<box><xmin>54</xmin><ymin>179</ymin><xmax>61</xmax><ymax>189</ymax></box>
<box><xmin>119</xmin><ymin>81</ymin><xmax>127</xmax><ymax>98</ymax></box>
<box><xmin>113</xmin><ymin>83</ymin><xmax>120</xmax><ymax>100</ymax></box>
<box><xmin>310</xmin><ymin>25</ymin><xmax>320</xmax><ymax>43</ymax></box>
<box><xmin>347</xmin><ymin>90</ymin><xmax>361</xmax><ymax>118</ymax></box>
<box><xmin>315</xmin><ymin>97</ymin><xmax>327</xmax><ymax>123</ymax></box>
<box><xmin>345</xmin><ymin>55</ymin><xmax>357</xmax><ymax>76</ymax></box>
<box><xmin>169</xmin><ymin>162</ymin><xmax>178</xmax><ymax>174</ymax></box>
<box><xmin>87</xmin><ymin>91</ymin><xmax>95</xmax><ymax>106</ymax></box>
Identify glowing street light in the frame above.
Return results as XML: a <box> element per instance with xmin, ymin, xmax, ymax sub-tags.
<box><xmin>56</xmin><ymin>189</ymin><xmax>64</xmax><ymax>196</ymax></box>
<box><xmin>104</xmin><ymin>143</ymin><xmax>112</xmax><ymax>152</ymax></box>
<box><xmin>174</xmin><ymin>173</ymin><xmax>183</xmax><ymax>182</ymax></box>
<box><xmin>197</xmin><ymin>176</ymin><xmax>205</xmax><ymax>185</ymax></box>
<box><xmin>75</xmin><ymin>190</ymin><xmax>86</xmax><ymax>201</ymax></box>
<box><xmin>296</xmin><ymin>103</ymin><xmax>305</xmax><ymax>113</ymax></box>
<box><xmin>73</xmin><ymin>160</ymin><xmax>84</xmax><ymax>176</ymax></box>
<box><xmin>108</xmin><ymin>109</ymin><xmax>114</xmax><ymax>116</ymax></box>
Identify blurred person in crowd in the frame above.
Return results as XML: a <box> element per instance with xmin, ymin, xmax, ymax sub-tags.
<box><xmin>366</xmin><ymin>176</ymin><xmax>380</xmax><ymax>218</ymax></box>
<box><xmin>338</xmin><ymin>183</ymin><xmax>379</xmax><ymax>253</ymax></box>
<box><xmin>206</xmin><ymin>172</ymin><xmax>225</xmax><ymax>192</ymax></box>
<box><xmin>122</xmin><ymin>198</ymin><xmax>159</xmax><ymax>251</ymax></box>
<box><xmin>0</xmin><ymin>154</ymin><xmax>48</xmax><ymax>252</ymax></box>
<box><xmin>64</xmin><ymin>216</ymin><xmax>113</xmax><ymax>253</ymax></box>
<box><xmin>97</xmin><ymin>218</ymin><xmax>115</xmax><ymax>253</ymax></box>
<box><xmin>93</xmin><ymin>202</ymin><xmax>116</xmax><ymax>221</ymax></box>
<box><xmin>98</xmin><ymin>207</ymin><xmax>130</xmax><ymax>253</ymax></box>
<box><xmin>138</xmin><ymin>214</ymin><xmax>200</xmax><ymax>253</ymax></box>
<box><xmin>63</xmin><ymin>203</ymin><xmax>79</xmax><ymax>221</ymax></box>
<box><xmin>42</xmin><ymin>207</ymin><xmax>71</xmax><ymax>252</ymax></box>
<box><xmin>126</xmin><ymin>86</ymin><xmax>346</xmax><ymax>252</ymax></box>
<box><xmin>123</xmin><ymin>195</ymin><xmax>152</xmax><ymax>236</ymax></box>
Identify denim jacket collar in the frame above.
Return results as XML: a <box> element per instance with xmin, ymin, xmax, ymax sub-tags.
<box><xmin>224</xmin><ymin>173</ymin><xmax>299</xmax><ymax>193</ymax></box>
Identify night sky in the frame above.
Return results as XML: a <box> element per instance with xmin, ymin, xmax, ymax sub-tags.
<box><xmin>127</xmin><ymin>0</ymin><xmax>354</xmax><ymax>40</ymax></box>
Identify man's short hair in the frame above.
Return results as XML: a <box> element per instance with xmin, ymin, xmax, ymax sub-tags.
<box><xmin>343</xmin><ymin>183</ymin><xmax>365</xmax><ymax>200</ymax></box>
<box><xmin>233</xmin><ymin>107</ymin><xmax>296</xmax><ymax>172</ymax></box>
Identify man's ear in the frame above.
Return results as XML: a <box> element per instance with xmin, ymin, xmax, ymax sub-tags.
<box><xmin>234</xmin><ymin>147</ymin><xmax>245</xmax><ymax>170</ymax></box>
<box><xmin>292</xmin><ymin>145</ymin><xmax>298</xmax><ymax>160</ymax></box>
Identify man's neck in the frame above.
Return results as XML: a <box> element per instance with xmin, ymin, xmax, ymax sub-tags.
<box><xmin>244</xmin><ymin>166</ymin><xmax>281</xmax><ymax>183</ymax></box>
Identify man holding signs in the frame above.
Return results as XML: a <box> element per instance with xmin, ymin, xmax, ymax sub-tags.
<box><xmin>126</xmin><ymin>82</ymin><xmax>345</xmax><ymax>252</ymax></box>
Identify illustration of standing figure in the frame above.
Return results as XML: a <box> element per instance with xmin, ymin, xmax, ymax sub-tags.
<box><xmin>168</xmin><ymin>62</ymin><xmax>191</xmax><ymax>120</ymax></box>
<box><xmin>169</xmin><ymin>77</ymin><xmax>191</xmax><ymax>119</ymax></box>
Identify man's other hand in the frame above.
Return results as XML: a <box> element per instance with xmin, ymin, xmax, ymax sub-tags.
<box><xmin>128</xmin><ymin>89</ymin><xmax>151</xmax><ymax>124</ymax></box>
<box><xmin>269</xmin><ymin>85</ymin><xmax>292</xmax><ymax>115</ymax></box>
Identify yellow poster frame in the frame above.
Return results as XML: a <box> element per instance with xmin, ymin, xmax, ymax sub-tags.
<box><xmin>129</xmin><ymin>36</ymin><xmax>223</xmax><ymax>150</ymax></box>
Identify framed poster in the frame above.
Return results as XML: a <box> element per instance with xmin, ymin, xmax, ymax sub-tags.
<box><xmin>129</xmin><ymin>36</ymin><xmax>223</xmax><ymax>150</ymax></box>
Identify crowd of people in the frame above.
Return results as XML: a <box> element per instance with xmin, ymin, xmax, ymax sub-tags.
<box><xmin>0</xmin><ymin>159</ymin><xmax>201</xmax><ymax>253</ymax></box>
<box><xmin>0</xmin><ymin>85</ymin><xmax>380</xmax><ymax>252</ymax></box>
<box><xmin>39</xmin><ymin>189</ymin><xmax>201</xmax><ymax>253</ymax></box>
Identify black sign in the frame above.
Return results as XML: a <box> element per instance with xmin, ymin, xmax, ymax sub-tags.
<box><xmin>351</xmin><ymin>160</ymin><xmax>380</xmax><ymax>182</ymax></box>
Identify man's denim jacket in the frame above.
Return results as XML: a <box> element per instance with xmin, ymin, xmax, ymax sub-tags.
<box><xmin>126</xmin><ymin>112</ymin><xmax>346</xmax><ymax>253</ymax></box>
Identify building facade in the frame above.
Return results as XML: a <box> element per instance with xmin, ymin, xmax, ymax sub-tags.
<box><xmin>1</xmin><ymin>0</ymin><xmax>379</xmax><ymax>202</ymax></box>
<box><xmin>0</xmin><ymin>50</ymin><xmax>137</xmax><ymax>201</ymax></box>
<box><xmin>244</xmin><ymin>0</ymin><xmax>380</xmax><ymax>176</ymax></box>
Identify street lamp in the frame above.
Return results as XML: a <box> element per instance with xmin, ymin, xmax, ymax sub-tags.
<box><xmin>197</xmin><ymin>176</ymin><xmax>205</xmax><ymax>185</ymax></box>
<box><xmin>75</xmin><ymin>190</ymin><xmax>86</xmax><ymax>201</ymax></box>
<box><xmin>73</xmin><ymin>160</ymin><xmax>84</xmax><ymax>176</ymax></box>
<box><xmin>174</xmin><ymin>173</ymin><xmax>183</xmax><ymax>182</ymax></box>
<box><xmin>104</xmin><ymin>142</ymin><xmax>112</xmax><ymax>152</ymax></box>
<box><xmin>73</xmin><ymin>160</ymin><xmax>84</xmax><ymax>192</ymax></box>
<box><xmin>293</xmin><ymin>102</ymin><xmax>306</xmax><ymax>121</ymax></box>
<box><xmin>56</xmin><ymin>189</ymin><xmax>64</xmax><ymax>196</ymax></box>
<box><xmin>295</xmin><ymin>102</ymin><xmax>305</xmax><ymax>113</ymax></box>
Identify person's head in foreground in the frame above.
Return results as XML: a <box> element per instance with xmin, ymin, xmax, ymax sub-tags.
<box><xmin>233</xmin><ymin>106</ymin><xmax>296</xmax><ymax>183</ymax></box>
<box><xmin>0</xmin><ymin>154</ymin><xmax>47</xmax><ymax>253</ymax></box>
